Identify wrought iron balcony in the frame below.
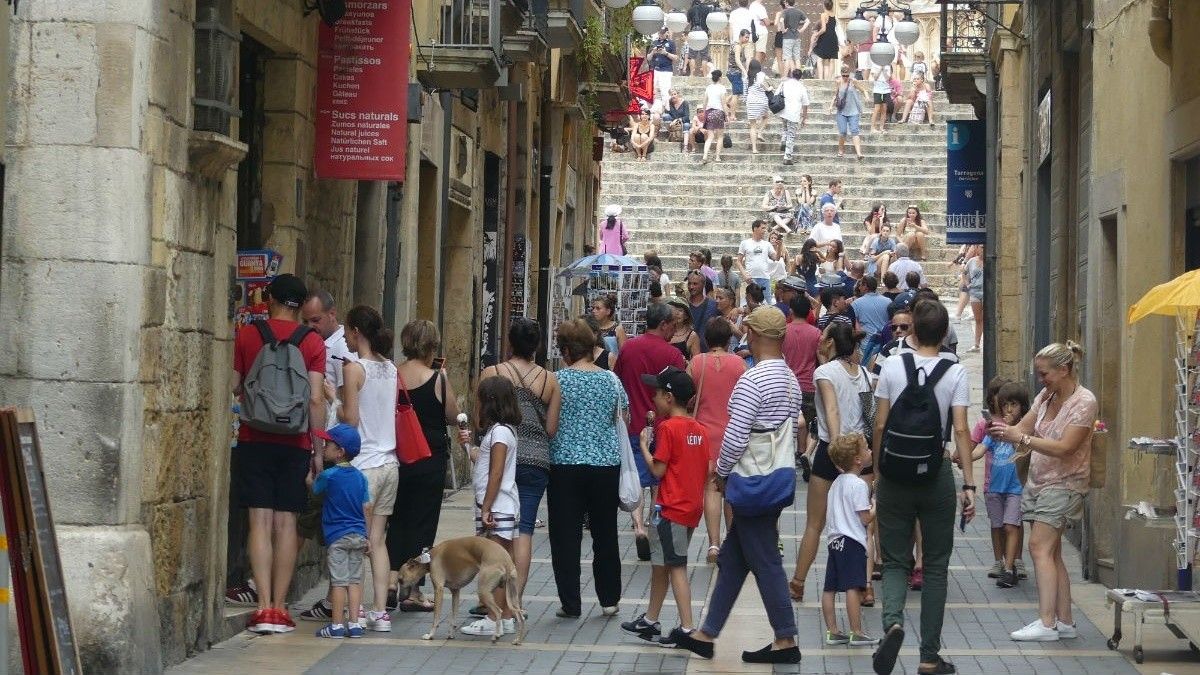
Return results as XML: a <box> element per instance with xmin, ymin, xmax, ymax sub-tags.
<box><xmin>937</xmin><ymin>1</ymin><xmax>996</xmax><ymax>112</ymax></box>
<box><xmin>532</xmin><ymin>0</ymin><xmax>600</xmax><ymax>52</ymax></box>
<box><xmin>939</xmin><ymin>1</ymin><xmax>989</xmax><ymax>55</ymax></box>
<box><xmin>415</xmin><ymin>0</ymin><xmax>505</xmax><ymax>89</ymax></box>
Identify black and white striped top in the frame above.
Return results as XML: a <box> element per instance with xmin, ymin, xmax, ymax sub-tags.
<box><xmin>717</xmin><ymin>357</ymin><xmax>803</xmax><ymax>477</ymax></box>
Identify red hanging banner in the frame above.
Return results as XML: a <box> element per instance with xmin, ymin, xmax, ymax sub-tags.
<box><xmin>314</xmin><ymin>1</ymin><xmax>410</xmax><ymax>181</ymax></box>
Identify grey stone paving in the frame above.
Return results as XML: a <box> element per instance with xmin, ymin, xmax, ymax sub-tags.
<box><xmin>306</xmin><ymin>474</ymin><xmax>1137</xmax><ymax>674</ymax></box>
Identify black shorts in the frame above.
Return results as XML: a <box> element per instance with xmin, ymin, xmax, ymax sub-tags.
<box><xmin>824</xmin><ymin>536</ymin><xmax>867</xmax><ymax>592</ymax></box>
<box><xmin>232</xmin><ymin>441</ymin><xmax>311</xmax><ymax>513</ymax></box>
<box><xmin>873</xmin><ymin>92</ymin><xmax>890</xmax><ymax>105</ymax></box>
<box><xmin>813</xmin><ymin>438</ymin><xmax>874</xmax><ymax>480</ymax></box>
<box><xmin>774</xmin><ymin>32</ymin><xmax>784</xmax><ymax>48</ymax></box>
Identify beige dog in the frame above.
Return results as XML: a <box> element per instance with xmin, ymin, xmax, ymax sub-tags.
<box><xmin>396</xmin><ymin>535</ymin><xmax>526</xmax><ymax>644</ymax></box>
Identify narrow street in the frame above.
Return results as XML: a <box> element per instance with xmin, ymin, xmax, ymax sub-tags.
<box><xmin>167</xmin><ymin>352</ymin><xmax>1158</xmax><ymax>674</ymax></box>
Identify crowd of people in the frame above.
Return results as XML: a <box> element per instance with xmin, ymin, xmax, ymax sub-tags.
<box><xmin>225</xmin><ymin>254</ymin><xmax>1097</xmax><ymax>674</ymax></box>
<box><xmin>609</xmin><ymin>0</ymin><xmax>940</xmax><ymax>164</ymax></box>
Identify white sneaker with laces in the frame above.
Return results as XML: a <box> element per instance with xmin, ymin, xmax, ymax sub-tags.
<box><xmin>367</xmin><ymin>610</ymin><xmax>391</xmax><ymax>632</ymax></box>
<box><xmin>987</xmin><ymin>560</ymin><xmax>1005</xmax><ymax>578</ymax></box>
<box><xmin>461</xmin><ymin>616</ymin><xmax>515</xmax><ymax>636</ymax></box>
<box><xmin>1010</xmin><ymin>619</ymin><xmax>1059</xmax><ymax>642</ymax></box>
<box><xmin>1055</xmin><ymin>620</ymin><xmax>1077</xmax><ymax>638</ymax></box>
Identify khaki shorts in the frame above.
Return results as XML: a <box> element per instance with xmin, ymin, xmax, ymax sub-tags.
<box><xmin>1021</xmin><ymin>487</ymin><xmax>1084</xmax><ymax>530</ymax></box>
<box><xmin>362</xmin><ymin>463</ymin><xmax>400</xmax><ymax>516</ymax></box>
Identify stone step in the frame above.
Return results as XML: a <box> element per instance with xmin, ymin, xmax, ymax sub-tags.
<box><xmin>602</xmin><ymin>185</ymin><xmax>947</xmax><ymax>201</ymax></box>
<box><xmin>612</xmin><ymin>210</ymin><xmax>948</xmax><ymax>227</ymax></box>
<box><xmin>612</xmin><ymin>133</ymin><xmax>952</xmax><ymax>151</ymax></box>
<box><xmin>629</xmin><ymin>228</ymin><xmax>944</xmax><ymax>249</ymax></box>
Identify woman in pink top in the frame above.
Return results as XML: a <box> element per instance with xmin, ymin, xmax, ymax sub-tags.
<box><xmin>598</xmin><ymin>205</ymin><xmax>628</xmax><ymax>255</ymax></box>
<box><xmin>688</xmin><ymin>316</ymin><xmax>747</xmax><ymax>564</ymax></box>
<box><xmin>988</xmin><ymin>341</ymin><xmax>1097</xmax><ymax>642</ymax></box>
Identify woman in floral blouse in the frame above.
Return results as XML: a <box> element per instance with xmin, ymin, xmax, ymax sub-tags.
<box><xmin>547</xmin><ymin>318</ymin><xmax>629</xmax><ymax>620</ymax></box>
<box><xmin>988</xmin><ymin>341</ymin><xmax>1097</xmax><ymax>643</ymax></box>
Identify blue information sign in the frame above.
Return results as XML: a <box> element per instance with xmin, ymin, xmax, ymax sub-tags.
<box><xmin>945</xmin><ymin>120</ymin><xmax>986</xmax><ymax>245</ymax></box>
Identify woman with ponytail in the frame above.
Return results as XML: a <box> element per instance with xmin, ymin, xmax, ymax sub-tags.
<box><xmin>988</xmin><ymin>341</ymin><xmax>1096</xmax><ymax>643</ymax></box>
<box><xmin>335</xmin><ymin>305</ymin><xmax>399</xmax><ymax>631</ymax></box>
<box><xmin>598</xmin><ymin>205</ymin><xmax>629</xmax><ymax>255</ymax></box>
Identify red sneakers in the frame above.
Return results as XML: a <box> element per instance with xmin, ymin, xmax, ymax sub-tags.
<box><xmin>246</xmin><ymin>609</ymin><xmax>273</xmax><ymax>634</ymax></box>
<box><xmin>246</xmin><ymin>608</ymin><xmax>296</xmax><ymax>634</ymax></box>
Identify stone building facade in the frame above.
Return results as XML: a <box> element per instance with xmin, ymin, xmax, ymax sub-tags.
<box><xmin>0</xmin><ymin>0</ymin><xmax>616</xmax><ymax>670</ymax></box>
<box><xmin>965</xmin><ymin>0</ymin><xmax>1200</xmax><ymax>588</ymax></box>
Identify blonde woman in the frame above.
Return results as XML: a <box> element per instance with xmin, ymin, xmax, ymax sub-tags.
<box><xmin>830</xmin><ymin>65</ymin><xmax>866</xmax><ymax>160</ymax></box>
<box><xmin>988</xmin><ymin>342</ymin><xmax>1096</xmax><ymax>643</ymax></box>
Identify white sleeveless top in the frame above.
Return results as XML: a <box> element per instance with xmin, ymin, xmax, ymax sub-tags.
<box><xmin>352</xmin><ymin>358</ymin><xmax>399</xmax><ymax>471</ymax></box>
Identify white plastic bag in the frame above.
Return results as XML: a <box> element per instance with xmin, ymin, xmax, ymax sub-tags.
<box><xmin>616</xmin><ymin>414</ymin><xmax>641</xmax><ymax>512</ymax></box>
<box><xmin>607</xmin><ymin>371</ymin><xmax>641</xmax><ymax>512</ymax></box>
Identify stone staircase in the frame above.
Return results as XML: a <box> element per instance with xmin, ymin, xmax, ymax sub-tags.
<box><xmin>598</xmin><ymin>76</ymin><xmax>976</xmax><ymax>295</ymax></box>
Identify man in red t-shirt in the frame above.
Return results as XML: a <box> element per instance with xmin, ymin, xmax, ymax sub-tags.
<box><xmin>232</xmin><ymin>273</ymin><xmax>326</xmax><ymax>634</ymax></box>
<box><xmin>782</xmin><ymin>294</ymin><xmax>820</xmax><ymax>468</ymax></box>
<box><xmin>620</xmin><ymin>366</ymin><xmax>709</xmax><ymax>646</ymax></box>
<box><xmin>613</xmin><ymin>302</ymin><xmax>686</xmax><ymax>557</ymax></box>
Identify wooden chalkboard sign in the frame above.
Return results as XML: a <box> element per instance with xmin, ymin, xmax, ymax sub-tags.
<box><xmin>0</xmin><ymin>408</ymin><xmax>82</xmax><ymax>674</ymax></box>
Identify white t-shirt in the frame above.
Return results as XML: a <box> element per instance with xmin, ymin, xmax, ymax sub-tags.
<box><xmin>872</xmin><ymin>66</ymin><xmax>892</xmax><ymax>94</ymax></box>
<box><xmin>739</xmin><ymin>237</ymin><xmax>773</xmax><ymax>278</ymax></box>
<box><xmin>704</xmin><ymin>83</ymin><xmax>726</xmax><ymax>111</ymax></box>
<box><xmin>325</xmin><ymin>325</ymin><xmax>358</xmax><ymax>430</ymax></box>
<box><xmin>875</xmin><ymin>352</ymin><xmax>971</xmax><ymax>437</ymax></box>
<box><xmin>780</xmin><ymin>79</ymin><xmax>810</xmax><ymax>123</ymax></box>
<box><xmin>813</xmin><ymin>361</ymin><xmax>870</xmax><ymax>441</ymax></box>
<box><xmin>749</xmin><ymin>0</ymin><xmax>769</xmax><ymax>31</ymax></box>
<box><xmin>473</xmin><ymin>423</ymin><xmax>519</xmax><ymax>520</ymax></box>
<box><xmin>728</xmin><ymin>7</ymin><xmax>752</xmax><ymax>41</ymax></box>
<box><xmin>826</xmin><ymin>472</ymin><xmax>870</xmax><ymax>546</ymax></box>
<box><xmin>810</xmin><ymin>221</ymin><xmax>843</xmax><ymax>245</ymax></box>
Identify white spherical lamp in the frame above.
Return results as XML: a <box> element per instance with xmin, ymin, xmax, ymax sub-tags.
<box><xmin>870</xmin><ymin>40</ymin><xmax>896</xmax><ymax>67</ymax></box>
<box><xmin>846</xmin><ymin>12</ymin><xmax>872</xmax><ymax>44</ymax></box>
<box><xmin>603</xmin><ymin>0</ymin><xmax>631</xmax><ymax>7</ymax></box>
<box><xmin>667</xmin><ymin>0</ymin><xmax>690</xmax><ymax>10</ymax></box>
<box><xmin>665</xmin><ymin>11</ymin><xmax>688</xmax><ymax>34</ymax></box>
<box><xmin>893</xmin><ymin>13</ymin><xmax>920</xmax><ymax>46</ymax></box>
<box><xmin>705</xmin><ymin>11</ymin><xmax>728</xmax><ymax>33</ymax></box>
<box><xmin>687</xmin><ymin>29</ymin><xmax>709</xmax><ymax>51</ymax></box>
<box><xmin>632</xmin><ymin>2</ymin><xmax>665</xmax><ymax>36</ymax></box>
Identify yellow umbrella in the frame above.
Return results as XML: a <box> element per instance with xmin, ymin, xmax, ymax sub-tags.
<box><xmin>1127</xmin><ymin>268</ymin><xmax>1200</xmax><ymax>325</ymax></box>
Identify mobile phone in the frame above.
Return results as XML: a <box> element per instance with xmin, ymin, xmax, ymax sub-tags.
<box><xmin>959</xmin><ymin>510</ymin><xmax>967</xmax><ymax>533</ymax></box>
<box><xmin>431</xmin><ymin>356</ymin><xmax>446</xmax><ymax>370</ymax></box>
<box><xmin>980</xmin><ymin>409</ymin><xmax>993</xmax><ymax>424</ymax></box>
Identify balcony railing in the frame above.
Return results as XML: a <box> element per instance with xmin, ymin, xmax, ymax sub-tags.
<box><xmin>939</xmin><ymin>2</ymin><xmax>989</xmax><ymax>55</ymax></box>
<box><xmin>436</xmin><ymin>0</ymin><xmax>502</xmax><ymax>55</ymax></box>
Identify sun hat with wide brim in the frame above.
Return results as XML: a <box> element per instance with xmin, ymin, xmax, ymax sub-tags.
<box><xmin>605</xmin><ymin>204</ymin><xmax>622</xmax><ymax>217</ymax></box>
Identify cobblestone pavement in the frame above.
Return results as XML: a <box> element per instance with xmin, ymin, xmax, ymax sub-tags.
<box><xmin>168</xmin><ymin>348</ymin><xmax>1167</xmax><ymax>674</ymax></box>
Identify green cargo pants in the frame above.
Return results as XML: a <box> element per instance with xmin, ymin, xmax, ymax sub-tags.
<box><xmin>876</xmin><ymin>460</ymin><xmax>957</xmax><ymax>664</ymax></box>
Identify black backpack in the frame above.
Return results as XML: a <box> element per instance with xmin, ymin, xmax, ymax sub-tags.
<box><xmin>879</xmin><ymin>353</ymin><xmax>953</xmax><ymax>483</ymax></box>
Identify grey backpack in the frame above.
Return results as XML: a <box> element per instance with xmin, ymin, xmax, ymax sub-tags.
<box><xmin>240</xmin><ymin>320</ymin><xmax>314</xmax><ymax>434</ymax></box>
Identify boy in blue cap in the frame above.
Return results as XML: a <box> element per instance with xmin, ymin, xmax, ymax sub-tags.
<box><xmin>309</xmin><ymin>423</ymin><xmax>370</xmax><ymax>638</ymax></box>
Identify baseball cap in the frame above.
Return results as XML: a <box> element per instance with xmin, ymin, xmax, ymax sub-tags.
<box><xmin>267</xmin><ymin>273</ymin><xmax>308</xmax><ymax>309</ymax></box>
<box><xmin>315</xmin><ymin>423</ymin><xmax>361</xmax><ymax>458</ymax></box>
<box><xmin>666</xmin><ymin>296</ymin><xmax>690</xmax><ymax>312</ymax></box>
<box><xmin>772</xmin><ymin>174</ymin><xmax>784</xmax><ymax>183</ymax></box>
<box><xmin>743</xmin><ymin>306</ymin><xmax>787</xmax><ymax>339</ymax></box>
<box><xmin>640</xmin><ymin>365</ymin><xmax>697</xmax><ymax>404</ymax></box>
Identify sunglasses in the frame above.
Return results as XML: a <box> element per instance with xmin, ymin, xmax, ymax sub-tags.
<box><xmin>893</xmin><ymin>323</ymin><xmax>911</xmax><ymax>331</ymax></box>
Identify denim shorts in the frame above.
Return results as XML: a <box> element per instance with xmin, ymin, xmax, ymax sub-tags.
<box><xmin>516</xmin><ymin>464</ymin><xmax>549</xmax><ymax>535</ymax></box>
<box><xmin>631</xmin><ymin>433</ymin><xmax>659</xmax><ymax>488</ymax></box>
<box><xmin>836</xmin><ymin>113</ymin><xmax>861</xmax><ymax>137</ymax></box>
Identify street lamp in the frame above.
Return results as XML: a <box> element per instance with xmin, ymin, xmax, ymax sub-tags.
<box><xmin>846</xmin><ymin>1</ymin><xmax>920</xmax><ymax>67</ymax></box>
<box><xmin>686</xmin><ymin>29</ymin><xmax>709</xmax><ymax>51</ymax></box>
<box><xmin>665</xmin><ymin>11</ymin><xmax>688</xmax><ymax>34</ymax></box>
<box><xmin>632</xmin><ymin>0</ymin><xmax>665</xmax><ymax>36</ymax></box>
<box><xmin>705</xmin><ymin>10</ymin><xmax>728</xmax><ymax>33</ymax></box>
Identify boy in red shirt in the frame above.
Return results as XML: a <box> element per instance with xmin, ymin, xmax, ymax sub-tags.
<box><xmin>620</xmin><ymin>366</ymin><xmax>710</xmax><ymax>647</ymax></box>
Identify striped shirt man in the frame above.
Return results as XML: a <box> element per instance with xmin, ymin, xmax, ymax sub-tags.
<box><xmin>716</xmin><ymin>357</ymin><xmax>803</xmax><ymax>477</ymax></box>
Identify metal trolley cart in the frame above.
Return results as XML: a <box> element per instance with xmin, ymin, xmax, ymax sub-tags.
<box><xmin>1106</xmin><ymin>588</ymin><xmax>1200</xmax><ymax>664</ymax></box>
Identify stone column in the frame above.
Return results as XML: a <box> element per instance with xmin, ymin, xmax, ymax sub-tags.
<box><xmin>0</xmin><ymin>1</ymin><xmax>164</xmax><ymax>671</ymax></box>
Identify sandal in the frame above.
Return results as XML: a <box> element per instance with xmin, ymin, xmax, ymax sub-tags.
<box><xmin>788</xmin><ymin>577</ymin><xmax>804</xmax><ymax>602</ymax></box>
<box><xmin>397</xmin><ymin>598</ymin><xmax>435</xmax><ymax>613</ymax></box>
<box><xmin>706</xmin><ymin>545</ymin><xmax>720</xmax><ymax>565</ymax></box>
<box><xmin>862</xmin><ymin>584</ymin><xmax>875</xmax><ymax>607</ymax></box>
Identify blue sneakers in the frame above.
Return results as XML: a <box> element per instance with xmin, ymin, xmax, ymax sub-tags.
<box><xmin>315</xmin><ymin>623</ymin><xmax>347</xmax><ymax>639</ymax></box>
<box><xmin>347</xmin><ymin>623</ymin><xmax>364</xmax><ymax>638</ymax></box>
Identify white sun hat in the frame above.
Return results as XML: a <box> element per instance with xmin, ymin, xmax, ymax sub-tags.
<box><xmin>605</xmin><ymin>204</ymin><xmax>622</xmax><ymax>217</ymax></box>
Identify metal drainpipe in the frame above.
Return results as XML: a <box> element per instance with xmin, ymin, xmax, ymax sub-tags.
<box><xmin>535</xmin><ymin>98</ymin><xmax>553</xmax><ymax>366</ymax></box>
<box><xmin>437</xmin><ymin>90</ymin><xmax>452</xmax><ymax>335</ymax></box>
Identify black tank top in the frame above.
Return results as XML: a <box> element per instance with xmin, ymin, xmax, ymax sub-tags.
<box><xmin>401</xmin><ymin>371</ymin><xmax>450</xmax><ymax>475</ymax></box>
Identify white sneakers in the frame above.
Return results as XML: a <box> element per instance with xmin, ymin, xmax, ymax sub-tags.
<box><xmin>461</xmin><ymin>616</ymin><xmax>516</xmax><ymax>636</ymax></box>
<box><xmin>1010</xmin><ymin>619</ymin><xmax>1078</xmax><ymax>641</ymax></box>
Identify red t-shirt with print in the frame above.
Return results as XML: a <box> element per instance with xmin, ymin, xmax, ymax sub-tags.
<box><xmin>234</xmin><ymin>318</ymin><xmax>326</xmax><ymax>450</ymax></box>
<box><xmin>654</xmin><ymin>415</ymin><xmax>711</xmax><ymax>528</ymax></box>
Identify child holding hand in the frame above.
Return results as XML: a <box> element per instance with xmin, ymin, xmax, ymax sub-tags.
<box><xmin>310</xmin><ymin>423</ymin><xmax>370</xmax><ymax>639</ymax></box>
<box><xmin>822</xmin><ymin>432</ymin><xmax>878</xmax><ymax>647</ymax></box>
